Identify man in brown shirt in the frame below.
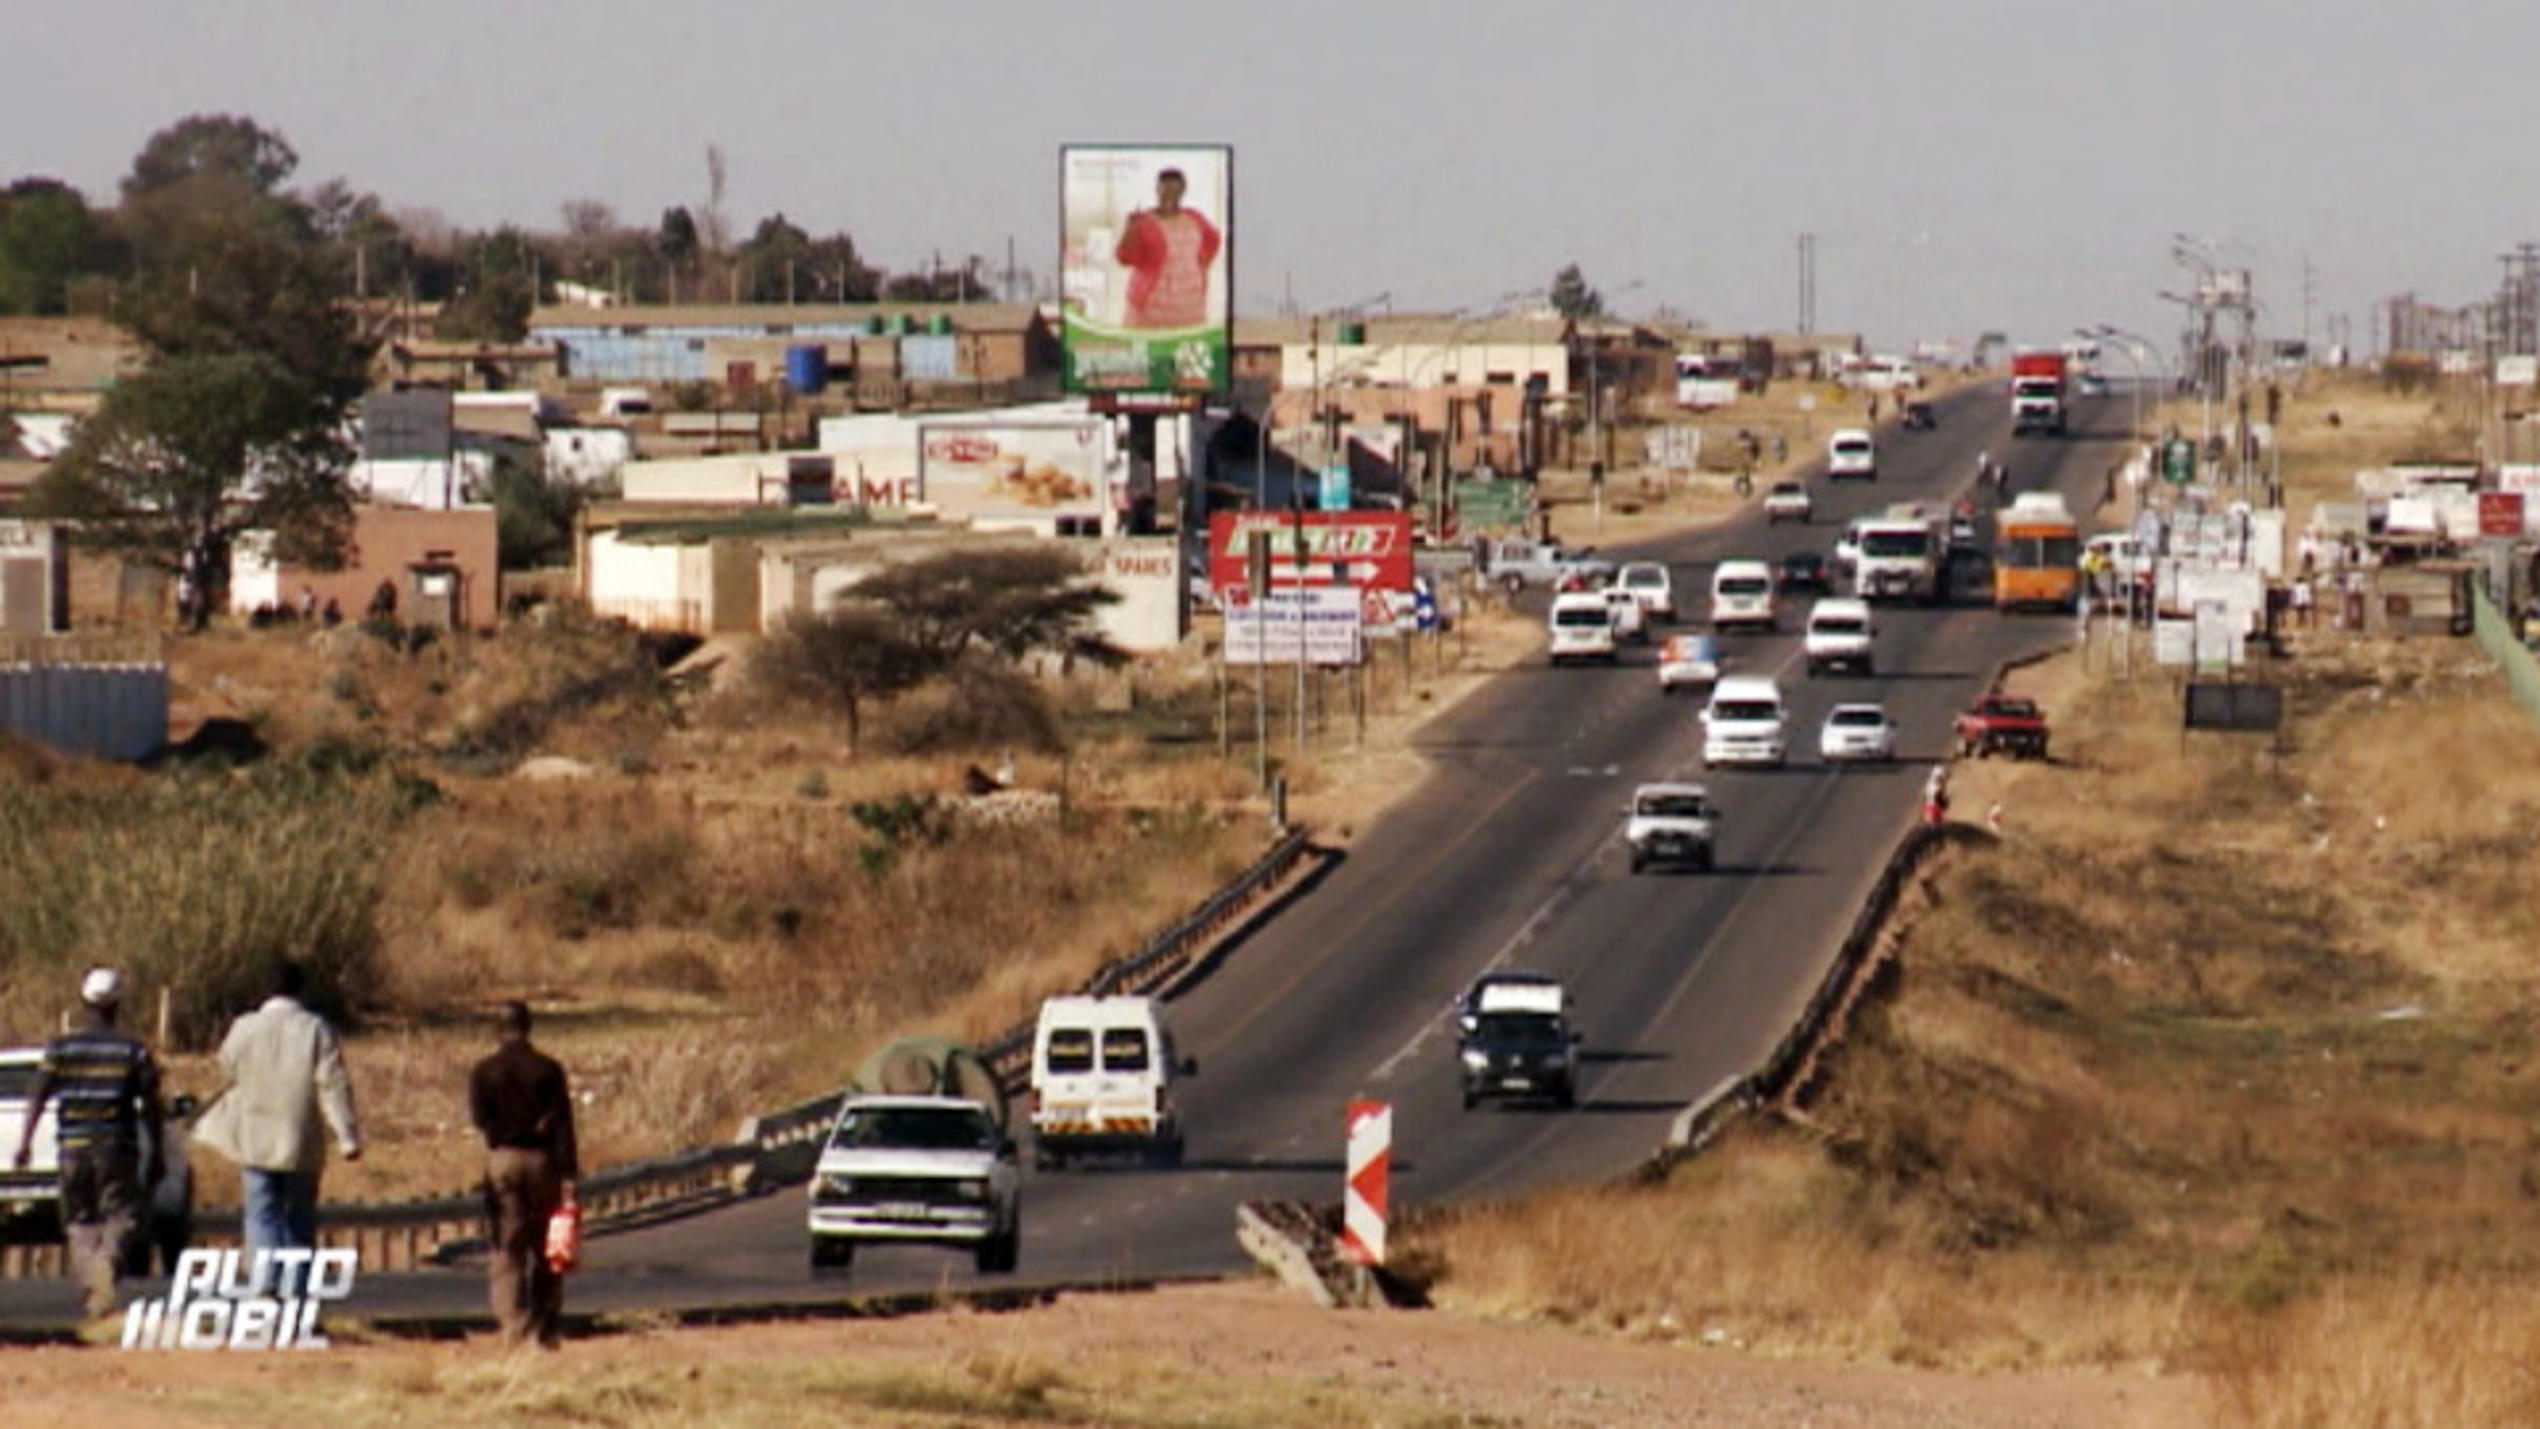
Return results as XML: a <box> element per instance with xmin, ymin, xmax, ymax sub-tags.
<box><xmin>467</xmin><ymin>1002</ymin><xmax>578</xmax><ymax>1346</ymax></box>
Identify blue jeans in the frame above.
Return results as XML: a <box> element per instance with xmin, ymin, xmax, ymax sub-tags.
<box><xmin>241</xmin><ymin>1168</ymin><xmax>318</xmax><ymax>1298</ymax></box>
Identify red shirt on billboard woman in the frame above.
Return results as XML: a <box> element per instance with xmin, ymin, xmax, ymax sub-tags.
<box><xmin>1114</xmin><ymin>167</ymin><xmax>1220</xmax><ymax>329</ymax></box>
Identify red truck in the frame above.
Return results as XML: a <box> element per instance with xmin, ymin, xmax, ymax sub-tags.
<box><xmin>1954</xmin><ymin>692</ymin><xmax>2050</xmax><ymax>760</ymax></box>
<box><xmin>2009</xmin><ymin>351</ymin><xmax>2068</xmax><ymax>437</ymax></box>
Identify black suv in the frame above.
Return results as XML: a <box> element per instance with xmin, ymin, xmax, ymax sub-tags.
<box><xmin>1455</xmin><ymin>973</ymin><xmax>1581</xmax><ymax>1110</ymax></box>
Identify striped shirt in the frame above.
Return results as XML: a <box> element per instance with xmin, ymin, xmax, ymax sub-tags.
<box><xmin>40</xmin><ymin>1028</ymin><xmax>157</xmax><ymax>1153</ymax></box>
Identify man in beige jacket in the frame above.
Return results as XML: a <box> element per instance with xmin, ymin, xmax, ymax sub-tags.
<box><xmin>211</xmin><ymin>960</ymin><xmax>360</xmax><ymax>1298</ymax></box>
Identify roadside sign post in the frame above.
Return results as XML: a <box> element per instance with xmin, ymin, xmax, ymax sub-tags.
<box><xmin>1248</xmin><ymin>533</ymin><xmax>1272</xmax><ymax>789</ymax></box>
<box><xmin>1342</xmin><ymin>1100</ymin><xmax>1391</xmax><ymax>1268</ymax></box>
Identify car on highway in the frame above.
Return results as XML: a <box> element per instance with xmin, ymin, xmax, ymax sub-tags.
<box><xmin>1028</xmin><ymin>995</ymin><xmax>1194</xmax><ymax>1169</ymax></box>
<box><xmin>1803</xmin><ymin>597</ymin><xmax>1877</xmax><ymax>677</ymax></box>
<box><xmin>1624</xmin><ymin>782</ymin><xmax>1719</xmax><ymax>873</ymax></box>
<box><xmin>1902</xmin><ymin>400</ymin><xmax>1938</xmax><ymax>431</ymax></box>
<box><xmin>1613</xmin><ymin>561</ymin><xmax>1675</xmax><ymax>622</ymax></box>
<box><xmin>1599</xmin><ymin>586</ymin><xmax>1648</xmax><ymax>643</ymax></box>
<box><xmin>1827</xmin><ymin>428</ymin><xmax>1877</xmax><ymax>481</ymax></box>
<box><xmin>1777</xmin><ymin>549</ymin><xmax>1833</xmax><ymax>596</ymax></box>
<box><xmin>1547</xmin><ymin>590</ymin><xmax>1621</xmax><ymax>665</ymax></box>
<box><xmin>1708</xmin><ymin>560</ymin><xmax>1777</xmax><ymax>633</ymax></box>
<box><xmin>1655</xmin><ymin>632</ymin><xmax>1723</xmax><ymax>695</ymax></box>
<box><xmin>1482</xmin><ymin>537</ymin><xmax>1611</xmax><ymax>593</ymax></box>
<box><xmin>808</xmin><ymin>1094</ymin><xmax>1021</xmax><ymax>1275</ymax></box>
<box><xmin>1819</xmin><ymin>702</ymin><xmax>1899</xmax><ymax>764</ymax></box>
<box><xmin>1762</xmin><ymin>481</ymin><xmax>1813</xmax><ymax>524</ymax></box>
<box><xmin>1701</xmin><ymin>674</ymin><xmax>1789</xmax><ymax>769</ymax></box>
<box><xmin>1455</xmin><ymin>974</ymin><xmax>1580</xmax><ymax>1110</ymax></box>
<box><xmin>1955</xmin><ymin>692</ymin><xmax>2050</xmax><ymax>760</ymax></box>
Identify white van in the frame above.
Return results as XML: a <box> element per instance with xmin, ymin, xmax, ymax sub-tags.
<box><xmin>1804</xmin><ymin>597</ymin><xmax>1877</xmax><ymax>676</ymax></box>
<box><xmin>1709</xmin><ymin>560</ymin><xmax>1778</xmax><ymax>633</ymax></box>
<box><xmin>1547</xmin><ymin>590</ymin><xmax>1620</xmax><ymax>664</ymax></box>
<box><xmin>1702</xmin><ymin>675</ymin><xmax>1789</xmax><ymax>768</ymax></box>
<box><xmin>1827</xmin><ymin>429</ymin><xmax>1877</xmax><ymax>481</ymax></box>
<box><xmin>1028</xmin><ymin>995</ymin><xmax>1194</xmax><ymax>1169</ymax></box>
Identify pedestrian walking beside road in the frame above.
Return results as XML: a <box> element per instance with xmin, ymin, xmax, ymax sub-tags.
<box><xmin>200</xmin><ymin>960</ymin><xmax>360</xmax><ymax>1298</ymax></box>
<box><xmin>10</xmin><ymin>968</ymin><xmax>163</xmax><ymax>1319</ymax></box>
<box><xmin>2290</xmin><ymin>575</ymin><xmax>2314</xmax><ymax>629</ymax></box>
<box><xmin>469</xmin><ymin>1001</ymin><xmax>579</xmax><ymax>1347</ymax></box>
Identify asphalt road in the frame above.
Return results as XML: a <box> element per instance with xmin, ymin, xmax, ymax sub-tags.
<box><xmin>2</xmin><ymin>385</ymin><xmax>2127</xmax><ymax>1328</ymax></box>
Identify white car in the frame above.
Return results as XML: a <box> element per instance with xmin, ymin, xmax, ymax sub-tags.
<box><xmin>1833</xmin><ymin>520</ymin><xmax>1866</xmax><ymax>575</ymax></box>
<box><xmin>1762</xmin><ymin>481</ymin><xmax>1813</xmax><ymax>524</ymax></box>
<box><xmin>1708</xmin><ymin>560</ymin><xmax>1778</xmax><ymax>633</ymax></box>
<box><xmin>1614</xmin><ymin>562</ymin><xmax>1675</xmax><ymax>622</ymax></box>
<box><xmin>1827</xmin><ymin>429</ymin><xmax>1877</xmax><ymax>481</ymax></box>
<box><xmin>1803</xmin><ymin>597</ymin><xmax>1877</xmax><ymax>677</ymax></box>
<box><xmin>1600</xmin><ymin>587</ymin><xmax>1647</xmax><ymax>643</ymax></box>
<box><xmin>1819</xmin><ymin>703</ymin><xmax>1899</xmax><ymax>764</ymax></box>
<box><xmin>1548</xmin><ymin>591</ymin><xmax>1620</xmax><ymax>664</ymax></box>
<box><xmin>1624</xmin><ymin>782</ymin><xmax>1719</xmax><ymax>873</ymax></box>
<box><xmin>1655</xmin><ymin>632</ymin><xmax>1723</xmax><ymax>695</ymax></box>
<box><xmin>808</xmin><ymin>1095</ymin><xmax>1022</xmax><ymax>1275</ymax></box>
<box><xmin>1701</xmin><ymin>675</ymin><xmax>1788</xmax><ymax>768</ymax></box>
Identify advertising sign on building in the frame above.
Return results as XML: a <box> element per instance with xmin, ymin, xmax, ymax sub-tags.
<box><xmin>1221</xmin><ymin>587</ymin><xmax>1363</xmax><ymax>665</ymax></box>
<box><xmin>1060</xmin><ymin>144</ymin><xmax>1233</xmax><ymax>397</ymax></box>
<box><xmin>917</xmin><ymin>420</ymin><xmax>1115</xmax><ymax>530</ymax></box>
<box><xmin>1206</xmin><ymin>511</ymin><xmax>1414</xmax><ymax>596</ymax></box>
<box><xmin>1089</xmin><ymin>539</ymin><xmax>1186</xmax><ymax>653</ymax></box>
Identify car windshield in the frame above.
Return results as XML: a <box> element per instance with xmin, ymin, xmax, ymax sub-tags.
<box><xmin>1834</xmin><ymin>441</ymin><xmax>1871</xmax><ymax>458</ymax></box>
<box><xmin>1472</xmin><ymin>1013</ymin><xmax>1566</xmax><ymax>1046</ymax></box>
<box><xmin>1998</xmin><ymin>534</ymin><xmax>2082</xmax><ymax>567</ymax></box>
<box><xmin>1812</xmin><ymin>616</ymin><xmax>1867</xmax><ymax>634</ymax></box>
<box><xmin>1554</xmin><ymin>607</ymin><xmax>1609</xmax><ymax>628</ymax></box>
<box><xmin>1718</xmin><ymin>577</ymin><xmax>1769</xmax><ymax>596</ymax></box>
<box><xmin>1987</xmin><ymin>699</ymin><xmax>2040</xmax><ymax>719</ymax></box>
<box><xmin>1624</xmin><ymin>568</ymin><xmax>1664</xmax><ymax>587</ymax></box>
<box><xmin>1101</xmin><ymin>1028</ymin><xmax>1151</xmax><ymax>1072</ymax></box>
<box><xmin>1831</xmin><ymin>708</ymin><xmax>1887</xmax><ymax>727</ymax></box>
<box><xmin>1783</xmin><ymin>554</ymin><xmax>1823</xmax><ymax>571</ymax></box>
<box><xmin>1712</xmin><ymin>700</ymin><xmax>1779</xmax><ymax>722</ymax></box>
<box><xmin>0</xmin><ymin>1061</ymin><xmax>38</xmax><ymax>1097</ymax></box>
<box><xmin>1045</xmin><ymin>1029</ymin><xmax>1095</xmax><ymax>1074</ymax></box>
<box><xmin>1770</xmin><ymin>483</ymin><xmax>1803</xmax><ymax>496</ymax></box>
<box><xmin>1637</xmin><ymin>794</ymin><xmax>1712</xmax><ymax>818</ymax></box>
<box><xmin>1860</xmin><ymin>531</ymin><xmax>1929</xmax><ymax>557</ymax></box>
<box><xmin>830</xmin><ymin>1106</ymin><xmax>998</xmax><ymax>1151</ymax></box>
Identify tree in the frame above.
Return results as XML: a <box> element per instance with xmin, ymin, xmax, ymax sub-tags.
<box><xmin>122</xmin><ymin>114</ymin><xmax>298</xmax><ymax>201</ymax></box>
<box><xmin>0</xmin><ymin>179</ymin><xmax>119</xmax><ymax>315</ymax></box>
<box><xmin>1548</xmin><ymin>263</ymin><xmax>1602</xmax><ymax>321</ymax></box>
<box><xmin>849</xmin><ymin>547</ymin><xmax>1124</xmax><ymax>670</ymax></box>
<box><xmin>737</xmin><ymin>212</ymin><xmax>812</xmax><ymax>302</ymax></box>
<box><xmin>437</xmin><ymin>226</ymin><xmax>548</xmax><ymax>341</ymax></box>
<box><xmin>657</xmin><ymin>207</ymin><xmax>700</xmax><ymax>270</ymax></box>
<box><xmin>25</xmin><ymin>352</ymin><xmax>355</xmax><ymax>628</ymax></box>
<box><xmin>486</xmin><ymin>451</ymin><xmax>583</xmax><ymax>570</ymax></box>
<box><xmin>751</xmin><ymin>607</ymin><xmax>931</xmax><ymax>751</ymax></box>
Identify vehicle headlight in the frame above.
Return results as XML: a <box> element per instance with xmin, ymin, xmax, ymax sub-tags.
<box><xmin>1461</xmin><ymin>1050</ymin><xmax>1489</xmax><ymax>1069</ymax></box>
<box><xmin>819</xmin><ymin>1174</ymin><xmax>857</xmax><ymax>1198</ymax></box>
<box><xmin>954</xmin><ymin>1178</ymin><xmax>991</xmax><ymax>1202</ymax></box>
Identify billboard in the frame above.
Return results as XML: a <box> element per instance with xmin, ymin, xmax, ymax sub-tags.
<box><xmin>1221</xmin><ymin>587</ymin><xmax>1363</xmax><ymax>665</ymax></box>
<box><xmin>1061</xmin><ymin>144</ymin><xmax>1232</xmax><ymax>396</ymax></box>
<box><xmin>918</xmin><ymin>420</ymin><xmax>1115</xmax><ymax>529</ymax></box>
<box><xmin>1206</xmin><ymin>511</ymin><xmax>1414</xmax><ymax>597</ymax></box>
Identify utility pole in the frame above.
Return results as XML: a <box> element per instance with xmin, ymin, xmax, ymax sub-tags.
<box><xmin>1796</xmin><ymin>233</ymin><xmax>1817</xmax><ymax>337</ymax></box>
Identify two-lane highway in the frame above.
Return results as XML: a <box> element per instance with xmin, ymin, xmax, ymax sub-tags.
<box><xmin>1</xmin><ymin>386</ymin><xmax>2125</xmax><ymax>1326</ymax></box>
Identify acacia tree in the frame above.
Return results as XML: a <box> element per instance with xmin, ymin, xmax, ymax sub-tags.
<box><xmin>850</xmin><ymin>547</ymin><xmax>1124</xmax><ymax>670</ymax></box>
<box><xmin>30</xmin><ymin>352</ymin><xmax>354</xmax><ymax>626</ymax></box>
<box><xmin>751</xmin><ymin>607</ymin><xmax>930</xmax><ymax>751</ymax></box>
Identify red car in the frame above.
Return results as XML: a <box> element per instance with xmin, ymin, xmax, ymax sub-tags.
<box><xmin>1953</xmin><ymin>693</ymin><xmax>2049</xmax><ymax>760</ymax></box>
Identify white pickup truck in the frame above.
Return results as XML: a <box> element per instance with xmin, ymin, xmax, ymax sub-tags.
<box><xmin>808</xmin><ymin>1094</ymin><xmax>1022</xmax><ymax>1275</ymax></box>
<box><xmin>1479</xmin><ymin>538</ymin><xmax>1613</xmax><ymax>593</ymax></box>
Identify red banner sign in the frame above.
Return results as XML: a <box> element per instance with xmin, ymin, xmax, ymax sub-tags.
<box><xmin>1207</xmin><ymin>511</ymin><xmax>1414</xmax><ymax>595</ymax></box>
<box><xmin>2479</xmin><ymin>491</ymin><xmax>2525</xmax><ymax>538</ymax></box>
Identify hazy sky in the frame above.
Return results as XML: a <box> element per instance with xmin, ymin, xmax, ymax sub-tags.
<box><xmin>11</xmin><ymin>0</ymin><xmax>2539</xmax><ymax>357</ymax></box>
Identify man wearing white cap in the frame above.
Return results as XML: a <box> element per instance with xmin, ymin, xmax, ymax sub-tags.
<box><xmin>10</xmin><ymin>967</ymin><xmax>164</xmax><ymax>1319</ymax></box>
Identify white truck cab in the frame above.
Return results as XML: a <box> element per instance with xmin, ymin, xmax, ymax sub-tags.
<box><xmin>1625</xmin><ymin>782</ymin><xmax>1719</xmax><ymax>873</ymax></box>
<box><xmin>1028</xmin><ymin>995</ymin><xmax>1193</xmax><ymax>1169</ymax></box>
<box><xmin>1702</xmin><ymin>674</ymin><xmax>1789</xmax><ymax>768</ymax></box>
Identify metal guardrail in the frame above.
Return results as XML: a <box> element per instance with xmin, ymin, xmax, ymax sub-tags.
<box><xmin>1</xmin><ymin>824</ymin><xmax>1323</xmax><ymax>1281</ymax></box>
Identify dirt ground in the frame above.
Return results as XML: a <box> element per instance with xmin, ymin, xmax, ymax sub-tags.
<box><xmin>0</xmin><ymin>1281</ymin><xmax>2208</xmax><ymax>1428</ymax></box>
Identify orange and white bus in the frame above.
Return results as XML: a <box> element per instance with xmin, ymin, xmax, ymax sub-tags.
<box><xmin>1993</xmin><ymin>492</ymin><xmax>2082</xmax><ymax>612</ymax></box>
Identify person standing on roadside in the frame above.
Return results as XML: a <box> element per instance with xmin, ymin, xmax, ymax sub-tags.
<box><xmin>214</xmin><ymin>959</ymin><xmax>360</xmax><ymax>1297</ymax></box>
<box><xmin>469</xmin><ymin>1001</ymin><xmax>579</xmax><ymax>1347</ymax></box>
<box><xmin>10</xmin><ymin>968</ymin><xmax>162</xmax><ymax>1320</ymax></box>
